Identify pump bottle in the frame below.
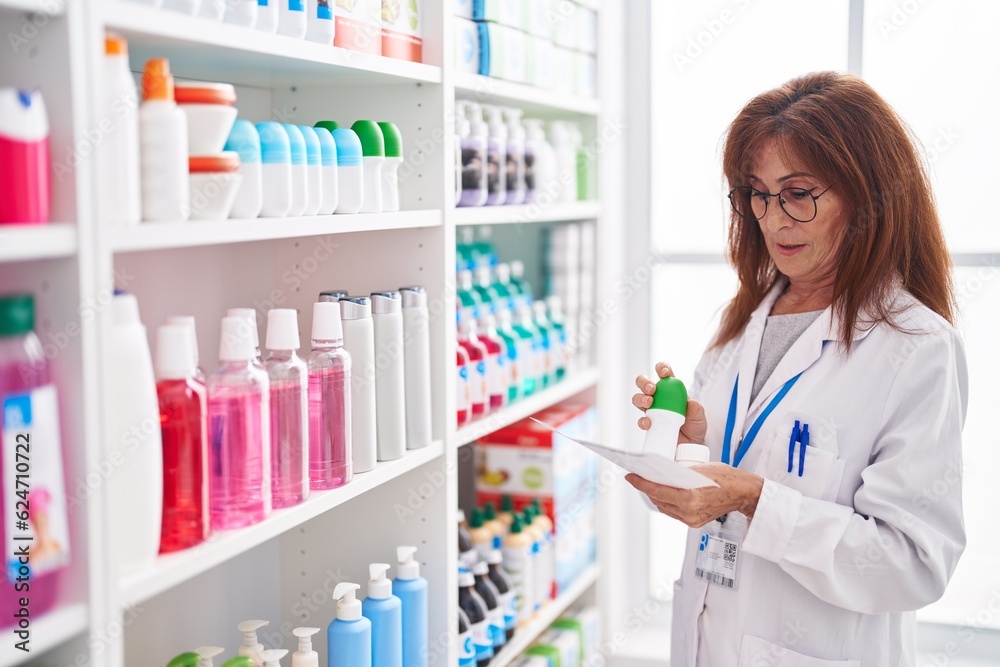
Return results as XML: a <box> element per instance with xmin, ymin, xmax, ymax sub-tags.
<box><xmin>457</xmin><ymin>101</ymin><xmax>488</xmax><ymax>207</ymax></box>
<box><xmin>292</xmin><ymin>627</ymin><xmax>321</xmax><ymax>667</ymax></box>
<box><xmin>482</xmin><ymin>105</ymin><xmax>507</xmax><ymax>206</ymax></box>
<box><xmin>328</xmin><ymin>583</ymin><xmax>372</xmax><ymax>667</ymax></box>
<box><xmin>393</xmin><ymin>546</ymin><xmax>428</xmax><ymax>667</ymax></box>
<box><xmin>222</xmin><ymin>659</ymin><xmax>258</xmax><ymax>667</ymax></box>
<box><xmin>362</xmin><ymin>564</ymin><xmax>402</xmax><ymax>667</ymax></box>
<box><xmin>238</xmin><ymin>619</ymin><xmax>269</xmax><ymax>664</ymax></box>
<box><xmin>196</xmin><ymin>647</ymin><xmax>225</xmax><ymax>667</ymax></box>
<box><xmin>262</xmin><ymin>650</ymin><xmax>289</xmax><ymax>667</ymax></box>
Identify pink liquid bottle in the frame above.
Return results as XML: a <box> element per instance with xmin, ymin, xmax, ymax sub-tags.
<box><xmin>265</xmin><ymin>309</ymin><xmax>309</xmax><ymax>508</ymax></box>
<box><xmin>307</xmin><ymin>301</ymin><xmax>353</xmax><ymax>490</ymax></box>
<box><xmin>456</xmin><ymin>345</ymin><xmax>471</xmax><ymax>427</ymax></box>
<box><xmin>476</xmin><ymin>313</ymin><xmax>509</xmax><ymax>411</ymax></box>
<box><xmin>155</xmin><ymin>324</ymin><xmax>209</xmax><ymax>554</ymax></box>
<box><xmin>0</xmin><ymin>89</ymin><xmax>50</xmax><ymax>225</ymax></box>
<box><xmin>0</xmin><ymin>295</ymin><xmax>67</xmax><ymax>627</ymax></box>
<box><xmin>207</xmin><ymin>316</ymin><xmax>271</xmax><ymax>530</ymax></box>
<box><xmin>457</xmin><ymin>317</ymin><xmax>489</xmax><ymax>419</ymax></box>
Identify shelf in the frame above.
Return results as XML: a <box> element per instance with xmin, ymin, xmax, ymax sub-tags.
<box><xmin>110</xmin><ymin>210</ymin><xmax>442</xmax><ymax>253</ymax></box>
<box><xmin>120</xmin><ymin>441</ymin><xmax>444</xmax><ymax>605</ymax></box>
<box><xmin>488</xmin><ymin>565</ymin><xmax>600</xmax><ymax>667</ymax></box>
<box><xmin>453</xmin><ymin>368</ymin><xmax>600</xmax><ymax>447</ymax></box>
<box><xmin>0</xmin><ymin>603</ymin><xmax>88</xmax><ymax>667</ymax></box>
<box><xmin>0</xmin><ymin>0</ymin><xmax>64</xmax><ymax>14</ymax></box>
<box><xmin>0</xmin><ymin>224</ymin><xmax>77</xmax><ymax>263</ymax></box>
<box><xmin>454</xmin><ymin>201</ymin><xmax>600</xmax><ymax>227</ymax></box>
<box><xmin>455</xmin><ymin>74</ymin><xmax>600</xmax><ymax>117</ymax></box>
<box><xmin>104</xmin><ymin>3</ymin><xmax>442</xmax><ymax>87</ymax></box>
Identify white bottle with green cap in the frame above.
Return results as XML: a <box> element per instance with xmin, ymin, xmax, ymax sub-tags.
<box><xmin>378</xmin><ymin>121</ymin><xmax>403</xmax><ymax>212</ymax></box>
<box><xmin>642</xmin><ymin>376</ymin><xmax>688</xmax><ymax>459</ymax></box>
<box><xmin>351</xmin><ymin>120</ymin><xmax>385</xmax><ymax>213</ymax></box>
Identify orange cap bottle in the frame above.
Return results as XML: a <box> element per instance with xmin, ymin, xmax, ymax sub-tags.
<box><xmin>141</xmin><ymin>58</ymin><xmax>175</xmax><ymax>103</ymax></box>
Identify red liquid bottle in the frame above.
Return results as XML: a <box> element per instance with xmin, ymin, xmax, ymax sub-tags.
<box><xmin>458</xmin><ymin>318</ymin><xmax>489</xmax><ymax>418</ymax></box>
<box><xmin>155</xmin><ymin>324</ymin><xmax>209</xmax><ymax>554</ymax></box>
<box><xmin>457</xmin><ymin>345</ymin><xmax>471</xmax><ymax>427</ymax></box>
<box><xmin>477</xmin><ymin>314</ymin><xmax>508</xmax><ymax>411</ymax></box>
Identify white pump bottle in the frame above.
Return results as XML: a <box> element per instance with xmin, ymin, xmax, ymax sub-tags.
<box><xmin>237</xmin><ymin>619</ymin><xmax>270</xmax><ymax>665</ymax></box>
<box><xmin>291</xmin><ymin>627</ymin><xmax>321</xmax><ymax>667</ymax></box>
<box><xmin>195</xmin><ymin>647</ymin><xmax>224</xmax><ymax>667</ymax></box>
<box><xmin>262</xmin><ymin>649</ymin><xmax>289</xmax><ymax>667</ymax></box>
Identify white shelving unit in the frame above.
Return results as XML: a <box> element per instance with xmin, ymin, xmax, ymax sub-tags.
<box><xmin>2</xmin><ymin>1</ymin><xmax>618</xmax><ymax>665</ymax></box>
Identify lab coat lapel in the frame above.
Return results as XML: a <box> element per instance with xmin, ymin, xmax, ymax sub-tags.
<box><xmin>732</xmin><ymin>278</ymin><xmax>788</xmax><ymax>441</ymax></box>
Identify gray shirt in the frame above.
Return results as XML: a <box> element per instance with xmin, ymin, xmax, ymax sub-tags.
<box><xmin>750</xmin><ymin>310</ymin><xmax>825</xmax><ymax>404</ymax></box>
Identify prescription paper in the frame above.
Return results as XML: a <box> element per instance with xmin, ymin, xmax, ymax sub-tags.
<box><xmin>529</xmin><ymin>418</ymin><xmax>718</xmax><ymax>490</ymax></box>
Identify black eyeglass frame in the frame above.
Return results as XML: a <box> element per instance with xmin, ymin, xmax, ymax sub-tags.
<box><xmin>728</xmin><ymin>185</ymin><xmax>832</xmax><ymax>223</ymax></box>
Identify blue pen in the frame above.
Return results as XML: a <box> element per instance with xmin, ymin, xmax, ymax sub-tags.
<box><xmin>798</xmin><ymin>423</ymin><xmax>810</xmax><ymax>477</ymax></box>
<box><xmin>787</xmin><ymin>420</ymin><xmax>800</xmax><ymax>474</ymax></box>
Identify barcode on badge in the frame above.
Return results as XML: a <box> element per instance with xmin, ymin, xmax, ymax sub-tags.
<box><xmin>695</xmin><ymin>568</ymin><xmax>736</xmax><ymax>589</ymax></box>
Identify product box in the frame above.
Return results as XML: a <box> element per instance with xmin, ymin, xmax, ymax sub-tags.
<box><xmin>503</xmin><ymin>25</ymin><xmax>528</xmax><ymax>83</ymax></box>
<box><xmin>473</xmin><ymin>0</ymin><xmax>522</xmax><ymax>27</ymax></box>
<box><xmin>455</xmin><ymin>17</ymin><xmax>480</xmax><ymax>75</ymax></box>
<box><xmin>382</xmin><ymin>0</ymin><xmax>423</xmax><ymax>62</ymax></box>
<box><xmin>455</xmin><ymin>0</ymin><xmax>473</xmax><ymax>19</ymax></box>
<box><xmin>575</xmin><ymin>51</ymin><xmax>597</xmax><ymax>98</ymax></box>
<box><xmin>552</xmin><ymin>0</ymin><xmax>579</xmax><ymax>50</ymax></box>
<box><xmin>476</xmin><ymin>20</ymin><xmax>502</xmax><ymax>77</ymax></box>
<box><xmin>526</xmin><ymin>0</ymin><xmax>553</xmax><ymax>39</ymax></box>
<box><xmin>527</xmin><ymin>35</ymin><xmax>555</xmax><ymax>89</ymax></box>
<box><xmin>553</xmin><ymin>47</ymin><xmax>575</xmax><ymax>96</ymax></box>
<box><xmin>333</xmin><ymin>0</ymin><xmax>383</xmax><ymax>55</ymax></box>
<box><xmin>577</xmin><ymin>4</ymin><xmax>596</xmax><ymax>54</ymax></box>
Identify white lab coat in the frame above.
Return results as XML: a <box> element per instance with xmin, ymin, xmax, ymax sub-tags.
<box><xmin>669</xmin><ymin>276</ymin><xmax>968</xmax><ymax>667</ymax></box>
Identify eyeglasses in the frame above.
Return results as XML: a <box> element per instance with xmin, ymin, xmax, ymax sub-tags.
<box><xmin>728</xmin><ymin>185</ymin><xmax>831</xmax><ymax>223</ymax></box>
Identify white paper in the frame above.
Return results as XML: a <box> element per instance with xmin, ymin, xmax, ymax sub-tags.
<box><xmin>529</xmin><ymin>418</ymin><xmax>718</xmax><ymax>490</ymax></box>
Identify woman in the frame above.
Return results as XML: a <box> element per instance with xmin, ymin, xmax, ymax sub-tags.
<box><xmin>629</xmin><ymin>72</ymin><xmax>967</xmax><ymax>666</ymax></box>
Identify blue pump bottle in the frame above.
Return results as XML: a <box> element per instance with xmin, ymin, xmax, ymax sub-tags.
<box><xmin>362</xmin><ymin>563</ymin><xmax>403</xmax><ymax>667</ymax></box>
<box><xmin>392</xmin><ymin>546</ymin><xmax>429</xmax><ymax>667</ymax></box>
<box><xmin>328</xmin><ymin>582</ymin><xmax>372</xmax><ymax>667</ymax></box>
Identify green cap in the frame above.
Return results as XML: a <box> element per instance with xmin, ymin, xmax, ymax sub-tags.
<box><xmin>469</xmin><ymin>507</ymin><xmax>484</xmax><ymax>528</ymax></box>
<box><xmin>552</xmin><ymin>619</ymin><xmax>585</xmax><ymax>661</ymax></box>
<box><xmin>650</xmin><ymin>376</ymin><xmax>687</xmax><ymax>415</ymax></box>
<box><xmin>510</xmin><ymin>515</ymin><xmax>523</xmax><ymax>533</ymax></box>
<box><xmin>377</xmin><ymin>121</ymin><xmax>403</xmax><ymax>158</ymax></box>
<box><xmin>0</xmin><ymin>295</ymin><xmax>34</xmax><ymax>338</ymax></box>
<box><xmin>483</xmin><ymin>502</ymin><xmax>496</xmax><ymax>521</ymax></box>
<box><xmin>527</xmin><ymin>645</ymin><xmax>562</xmax><ymax>667</ymax></box>
<box><xmin>501</xmin><ymin>495</ymin><xmax>514</xmax><ymax>512</ymax></box>
<box><xmin>314</xmin><ymin>120</ymin><xmax>339</xmax><ymax>133</ymax></box>
<box><xmin>220</xmin><ymin>659</ymin><xmax>256</xmax><ymax>667</ymax></box>
<box><xmin>351</xmin><ymin>120</ymin><xmax>385</xmax><ymax>157</ymax></box>
<box><xmin>166</xmin><ymin>654</ymin><xmax>200</xmax><ymax>667</ymax></box>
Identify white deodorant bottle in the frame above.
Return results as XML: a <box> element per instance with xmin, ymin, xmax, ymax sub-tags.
<box><xmin>399</xmin><ymin>286</ymin><xmax>432</xmax><ymax>450</ymax></box>
<box><xmin>340</xmin><ymin>297</ymin><xmax>378</xmax><ymax>474</ymax></box>
<box><xmin>370</xmin><ymin>292</ymin><xmax>407</xmax><ymax>462</ymax></box>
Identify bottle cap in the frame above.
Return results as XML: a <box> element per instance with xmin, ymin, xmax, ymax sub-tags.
<box><xmin>156</xmin><ymin>325</ymin><xmax>195</xmax><ymax>380</ymax></box>
<box><xmin>458</xmin><ymin>566</ymin><xmax>475</xmax><ymax>588</ymax></box>
<box><xmin>227</xmin><ymin>308</ymin><xmax>260</xmax><ymax>350</ymax></box>
<box><xmin>166</xmin><ymin>315</ymin><xmax>200</xmax><ymax>369</ymax></box>
<box><xmin>110</xmin><ymin>292</ymin><xmax>142</xmax><ymax>327</ymax></box>
<box><xmin>483</xmin><ymin>502</ymin><xmax>496</xmax><ymax>521</ymax></box>
<box><xmin>396</xmin><ymin>545</ymin><xmax>421</xmax><ymax>580</ymax></box>
<box><xmin>0</xmin><ymin>294</ymin><xmax>34</xmax><ymax>337</ymax></box>
<box><xmin>472</xmin><ymin>560</ymin><xmax>489</xmax><ymax>576</ymax></box>
<box><xmin>225</xmin><ymin>120</ymin><xmax>261</xmax><ymax>165</ymax></box>
<box><xmin>237</xmin><ymin>619</ymin><xmax>268</xmax><ymax>648</ymax></box>
<box><xmin>370</xmin><ymin>291</ymin><xmax>401</xmax><ymax>315</ymax></box>
<box><xmin>531</xmin><ymin>301</ymin><xmax>549</xmax><ymax>322</ymax></box>
<box><xmin>189</xmin><ymin>153</ymin><xmax>241</xmax><ymax>174</ymax></box>
<box><xmin>339</xmin><ymin>296</ymin><xmax>371</xmax><ymax>321</ymax></box>
<box><xmin>485</xmin><ymin>549</ymin><xmax>503</xmax><ymax>565</ymax></box>
<box><xmin>368</xmin><ymin>562</ymin><xmax>393</xmax><ymax>599</ymax></box>
<box><xmin>468</xmin><ymin>507</ymin><xmax>484</xmax><ymax>528</ymax></box>
<box><xmin>266</xmin><ymin>308</ymin><xmax>300</xmax><ymax>351</ymax></box>
<box><xmin>105</xmin><ymin>33</ymin><xmax>127</xmax><ymax>56</ymax></box>
<box><xmin>314</xmin><ymin>120</ymin><xmax>340</xmax><ymax>133</ymax></box>
<box><xmin>545</xmin><ymin>296</ymin><xmax>563</xmax><ymax>319</ymax></box>
<box><xmin>502</xmin><ymin>107</ymin><xmax>525</xmax><ymax>140</ymax></box>
<box><xmin>218</xmin><ymin>316</ymin><xmax>255</xmax><ymax>361</ymax></box>
<box><xmin>174</xmin><ymin>82</ymin><xmax>237</xmax><ymax>106</ymax></box>
<box><xmin>496</xmin><ymin>309</ymin><xmax>513</xmax><ymax>329</ymax></box>
<box><xmin>292</xmin><ymin>627</ymin><xmax>320</xmax><ymax>654</ymax></box>
<box><xmin>194</xmin><ymin>646</ymin><xmax>224</xmax><ymax>667</ymax></box>
<box><xmin>256</xmin><ymin>122</ymin><xmax>290</xmax><ymax>165</ymax></box>
<box><xmin>282</xmin><ymin>124</ymin><xmax>306</xmax><ymax>165</ymax></box>
<box><xmin>482</xmin><ymin>105</ymin><xmax>508</xmax><ymax>139</ymax></box>
<box><xmin>377</xmin><ymin>121</ymin><xmax>403</xmax><ymax>158</ymax></box>
<box><xmin>141</xmin><ymin>58</ymin><xmax>174</xmax><ymax>102</ymax></box>
<box><xmin>501</xmin><ymin>495</ymin><xmax>514</xmax><ymax>512</ymax></box>
<box><xmin>261</xmin><ymin>649</ymin><xmax>288</xmax><ymax>667</ymax></box>
<box><xmin>166</xmin><ymin>653</ymin><xmax>199</xmax><ymax>667</ymax></box>
<box><xmin>333</xmin><ymin>582</ymin><xmax>362</xmax><ymax>621</ymax></box>
<box><xmin>510</xmin><ymin>515</ymin><xmax>523</xmax><ymax>533</ymax></box>
<box><xmin>351</xmin><ymin>120</ymin><xmax>385</xmax><ymax>157</ymax></box>
<box><xmin>313</xmin><ymin>126</ymin><xmax>337</xmax><ymax>167</ymax></box>
<box><xmin>319</xmin><ymin>290</ymin><xmax>349</xmax><ymax>303</ymax></box>
<box><xmin>299</xmin><ymin>125</ymin><xmax>321</xmax><ymax>166</ymax></box>
<box><xmin>463</xmin><ymin>101</ymin><xmax>487</xmax><ymax>137</ymax></box>
<box><xmin>649</xmin><ymin>377</ymin><xmax>687</xmax><ymax>415</ymax></box>
<box><xmin>524</xmin><ymin>118</ymin><xmax>546</xmax><ymax>141</ymax></box>
<box><xmin>399</xmin><ymin>286</ymin><xmax>427</xmax><ymax>308</ymax></box>
<box><xmin>311</xmin><ymin>301</ymin><xmax>344</xmax><ymax>340</ymax></box>
<box><xmin>509</xmin><ymin>260</ymin><xmax>524</xmax><ymax>279</ymax></box>
<box><xmin>331</xmin><ymin>128</ymin><xmax>362</xmax><ymax>167</ymax></box>
<box><xmin>675</xmin><ymin>443</ymin><xmax>710</xmax><ymax>464</ymax></box>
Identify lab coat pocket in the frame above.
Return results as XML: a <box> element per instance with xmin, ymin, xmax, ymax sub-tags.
<box><xmin>760</xmin><ymin>430</ymin><xmax>844</xmax><ymax>501</ymax></box>
<box><xmin>737</xmin><ymin>634</ymin><xmax>861</xmax><ymax>667</ymax></box>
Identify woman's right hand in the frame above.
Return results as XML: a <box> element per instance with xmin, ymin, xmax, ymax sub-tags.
<box><xmin>633</xmin><ymin>362</ymin><xmax>708</xmax><ymax>444</ymax></box>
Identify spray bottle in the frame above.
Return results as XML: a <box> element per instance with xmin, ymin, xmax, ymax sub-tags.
<box><xmin>292</xmin><ymin>628</ymin><xmax>320</xmax><ymax>667</ymax></box>
<box><xmin>393</xmin><ymin>546</ymin><xmax>428</xmax><ymax>667</ymax></box>
<box><xmin>362</xmin><ymin>564</ymin><xmax>402</xmax><ymax>667</ymax></box>
<box><xmin>641</xmin><ymin>377</ymin><xmax>688</xmax><ymax>459</ymax></box>
<box><xmin>238</xmin><ymin>620</ymin><xmax>269</xmax><ymax>664</ymax></box>
<box><xmin>262</xmin><ymin>650</ymin><xmax>289</xmax><ymax>667</ymax></box>
<box><xmin>328</xmin><ymin>583</ymin><xmax>371</xmax><ymax>667</ymax></box>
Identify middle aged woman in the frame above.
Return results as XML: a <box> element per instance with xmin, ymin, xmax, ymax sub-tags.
<box><xmin>628</xmin><ymin>72</ymin><xmax>968</xmax><ymax>666</ymax></box>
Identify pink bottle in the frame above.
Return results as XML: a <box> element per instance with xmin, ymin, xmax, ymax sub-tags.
<box><xmin>207</xmin><ymin>316</ymin><xmax>271</xmax><ymax>530</ymax></box>
<box><xmin>0</xmin><ymin>295</ymin><xmax>68</xmax><ymax>626</ymax></box>
<box><xmin>307</xmin><ymin>302</ymin><xmax>353</xmax><ymax>490</ymax></box>
<box><xmin>265</xmin><ymin>309</ymin><xmax>309</xmax><ymax>508</ymax></box>
<box><xmin>457</xmin><ymin>318</ymin><xmax>489</xmax><ymax>418</ymax></box>
<box><xmin>155</xmin><ymin>324</ymin><xmax>209</xmax><ymax>554</ymax></box>
<box><xmin>0</xmin><ymin>89</ymin><xmax>50</xmax><ymax>224</ymax></box>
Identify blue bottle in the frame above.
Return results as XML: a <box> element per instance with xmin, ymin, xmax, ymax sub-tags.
<box><xmin>328</xmin><ymin>583</ymin><xmax>372</xmax><ymax>667</ymax></box>
<box><xmin>392</xmin><ymin>546</ymin><xmax>429</xmax><ymax>667</ymax></box>
<box><xmin>362</xmin><ymin>563</ymin><xmax>403</xmax><ymax>667</ymax></box>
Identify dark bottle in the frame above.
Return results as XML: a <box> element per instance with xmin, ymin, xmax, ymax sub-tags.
<box><xmin>459</xmin><ymin>567</ymin><xmax>494</xmax><ymax>667</ymax></box>
<box><xmin>486</xmin><ymin>550</ymin><xmax>516</xmax><ymax>641</ymax></box>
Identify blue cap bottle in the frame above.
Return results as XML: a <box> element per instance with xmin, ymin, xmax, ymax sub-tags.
<box><xmin>332</xmin><ymin>128</ymin><xmax>363</xmax><ymax>214</ymax></box>
<box><xmin>299</xmin><ymin>125</ymin><xmax>323</xmax><ymax>216</ymax></box>
<box><xmin>225</xmin><ymin>120</ymin><xmax>262</xmax><ymax>218</ymax></box>
<box><xmin>255</xmin><ymin>122</ymin><xmax>291</xmax><ymax>218</ymax></box>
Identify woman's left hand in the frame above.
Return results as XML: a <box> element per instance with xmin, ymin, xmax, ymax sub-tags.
<box><xmin>626</xmin><ymin>463</ymin><xmax>765</xmax><ymax>528</ymax></box>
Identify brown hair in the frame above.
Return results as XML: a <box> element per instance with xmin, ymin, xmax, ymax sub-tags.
<box><xmin>714</xmin><ymin>71</ymin><xmax>954</xmax><ymax>351</ymax></box>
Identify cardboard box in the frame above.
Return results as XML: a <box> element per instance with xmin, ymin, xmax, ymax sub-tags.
<box><xmin>575</xmin><ymin>51</ymin><xmax>597</xmax><ymax>99</ymax></box>
<box><xmin>455</xmin><ymin>17</ymin><xmax>480</xmax><ymax>75</ymax></box>
<box><xmin>333</xmin><ymin>0</ymin><xmax>383</xmax><ymax>55</ymax></box>
<box><xmin>527</xmin><ymin>35</ymin><xmax>554</xmax><ymax>89</ymax></box>
<box><xmin>382</xmin><ymin>0</ymin><xmax>422</xmax><ymax>62</ymax></box>
<box><xmin>476</xmin><ymin>20</ymin><xmax>502</xmax><ymax>77</ymax></box>
<box><xmin>526</xmin><ymin>0</ymin><xmax>553</xmax><ymax>39</ymax></box>
<box><xmin>552</xmin><ymin>0</ymin><xmax>579</xmax><ymax>50</ymax></box>
<box><xmin>503</xmin><ymin>25</ymin><xmax>528</xmax><ymax>83</ymax></box>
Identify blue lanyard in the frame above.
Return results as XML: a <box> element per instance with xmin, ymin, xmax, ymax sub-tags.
<box><xmin>721</xmin><ymin>372</ymin><xmax>804</xmax><ymax>468</ymax></box>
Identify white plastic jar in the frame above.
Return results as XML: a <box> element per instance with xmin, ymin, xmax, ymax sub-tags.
<box><xmin>188</xmin><ymin>152</ymin><xmax>243</xmax><ymax>220</ymax></box>
<box><xmin>224</xmin><ymin>120</ymin><xmax>263</xmax><ymax>218</ymax></box>
<box><xmin>255</xmin><ymin>121</ymin><xmax>292</xmax><ymax>218</ymax></box>
<box><xmin>331</xmin><ymin>127</ymin><xmax>363</xmax><ymax>214</ymax></box>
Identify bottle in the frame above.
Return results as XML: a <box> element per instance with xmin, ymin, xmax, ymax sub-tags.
<box><xmin>103</xmin><ymin>34</ymin><xmax>141</xmax><ymax>226</ymax></box>
<box><xmin>140</xmin><ymin>58</ymin><xmax>188</xmax><ymax>221</ymax></box>
<box><xmin>225</xmin><ymin>0</ymin><xmax>258</xmax><ymax>26</ymax></box>
<box><xmin>238</xmin><ymin>620</ymin><xmax>269</xmax><ymax>664</ymax></box>
<box><xmin>492</xmin><ymin>264</ymin><xmax>518</xmax><ymax>311</ymax></box>
<box><xmin>525</xmin><ymin>505</ymin><xmax>552</xmax><ymax>608</ymax></box>
<box><xmin>544</xmin><ymin>296</ymin><xmax>569</xmax><ymax>379</ymax></box>
<box><xmin>378</xmin><ymin>121</ymin><xmax>403</xmax><ymax>213</ymax></box>
<box><xmin>399</xmin><ymin>287</ymin><xmax>432</xmax><ymax>450</ymax></box>
<box><xmin>498</xmin><ymin>496</ymin><xmax>516</xmax><ymax>530</ymax></box>
<box><xmin>531</xmin><ymin>301</ymin><xmax>558</xmax><ymax>387</ymax></box>
<box><xmin>299</xmin><ymin>126</ymin><xmax>323</xmax><ymax>216</ymax></box>
<box><xmin>340</xmin><ymin>297</ymin><xmax>377</xmax><ymax>473</ymax></box>
<box><xmin>198</xmin><ymin>0</ymin><xmax>225</xmax><ymax>20</ymax></box>
<box><xmin>371</xmin><ymin>292</ymin><xmax>406</xmax><ymax>462</ymax></box>
<box><xmin>508</xmin><ymin>261</ymin><xmax>532</xmax><ymax>306</ymax></box>
<box><xmin>266</xmin><ymin>309</ymin><xmax>310</xmax><ymax>509</ymax></box>
<box><xmin>352</xmin><ymin>120</ymin><xmax>385</xmax><ymax>214</ymax></box>
<box><xmin>305</xmin><ymin>0</ymin><xmax>334</xmax><ymax>43</ymax></box>
<box><xmin>393</xmin><ymin>546</ymin><xmax>428</xmax><ymax>667</ymax></box>
<box><xmin>472</xmin><ymin>560</ymin><xmax>506</xmax><ymax>651</ymax></box>
<box><xmin>548</xmin><ymin>121</ymin><xmax>578</xmax><ymax>204</ymax></box>
<box><xmin>208</xmin><ymin>317</ymin><xmax>271</xmax><ymax>529</ymax></box>
<box><xmin>196</xmin><ymin>647</ymin><xmax>225</xmax><ymax>667</ymax></box>
<box><xmin>107</xmin><ymin>293</ymin><xmax>163</xmax><ymax>574</ymax></box>
<box><xmin>496</xmin><ymin>310</ymin><xmax>529</xmax><ymax>400</ymax></box>
<box><xmin>278</xmin><ymin>0</ymin><xmax>307</xmax><ymax>38</ymax></box>
<box><xmin>332</xmin><ymin>128</ymin><xmax>363</xmax><ymax>214</ymax></box>
<box><xmin>457</xmin><ymin>508</ymin><xmax>474</xmax><ymax>560</ymax></box>
<box><xmin>262</xmin><ymin>650</ymin><xmax>289</xmax><ymax>667</ymax></box>
<box><xmin>308</xmin><ymin>301</ymin><xmax>353</xmax><ymax>489</ymax></box>
<box><xmin>641</xmin><ymin>376</ymin><xmax>687</xmax><ymax>459</ymax></box>
<box><xmin>222</xmin><ymin>658</ymin><xmax>258</xmax><ymax>667</ymax></box>
<box><xmin>456</xmin><ymin>345</ymin><xmax>471</xmax><ymax>427</ymax></box>
<box><xmin>482</xmin><ymin>105</ymin><xmax>507</xmax><ymax>206</ymax></box>
<box><xmin>319</xmin><ymin>289</ymin><xmax>349</xmax><ymax>302</ymax></box>
<box><xmin>457</xmin><ymin>270</ymin><xmax>483</xmax><ymax>323</ymax></box>
<box><xmin>328</xmin><ymin>583</ymin><xmax>372</xmax><ymax>667</ymax></box>
<box><xmin>256</xmin><ymin>0</ymin><xmax>279</xmax><ymax>32</ymax></box>
<box><xmin>486</xmin><ymin>550</ymin><xmax>516</xmax><ymax>641</ymax></box>
<box><xmin>467</xmin><ymin>508</ymin><xmax>493</xmax><ymax>558</ymax></box>
<box><xmin>472</xmin><ymin>267</ymin><xmax>501</xmax><ymax>313</ymax></box>
<box><xmin>155</xmin><ymin>325</ymin><xmax>209</xmax><ymax>554</ymax></box>
<box><xmin>292</xmin><ymin>627</ymin><xmax>321</xmax><ymax>667</ymax></box>
<box><xmin>458</xmin><ymin>567</ymin><xmax>493</xmax><ymax>667</ymax></box>
<box><xmin>502</xmin><ymin>515</ymin><xmax>535</xmax><ymax>625</ymax></box>
<box><xmin>0</xmin><ymin>295</ymin><xmax>67</xmax><ymax>625</ymax></box>
<box><xmin>163</xmin><ymin>317</ymin><xmax>207</xmax><ymax>383</ymax></box>
<box><xmin>283</xmin><ymin>124</ymin><xmax>308</xmax><ymax>217</ymax></box>
<box><xmin>227</xmin><ymin>308</ymin><xmax>266</xmax><ymax>368</ymax></box>
<box><xmin>314</xmin><ymin>126</ymin><xmax>339</xmax><ymax>215</ymax></box>
<box><xmin>515</xmin><ymin>304</ymin><xmax>547</xmax><ymax>391</ymax></box>
<box><xmin>475</xmin><ymin>314</ymin><xmax>507</xmax><ymax>412</ymax></box>
<box><xmin>457</xmin><ymin>318</ymin><xmax>488</xmax><ymax>419</ymax></box>
<box><xmin>225</xmin><ymin>120</ymin><xmax>264</xmax><ymax>219</ymax></box>
<box><xmin>453</xmin><ymin>114</ymin><xmax>462</xmax><ymax>205</ymax></box>
<box><xmin>523</xmin><ymin>119</ymin><xmax>555</xmax><ymax>204</ymax></box>
<box><xmin>501</xmin><ymin>108</ymin><xmax>526</xmax><ymax>206</ymax></box>
<box><xmin>481</xmin><ymin>502</ymin><xmax>504</xmax><ymax>549</ymax></box>
<box><xmin>256</xmin><ymin>122</ymin><xmax>292</xmax><ymax>217</ymax></box>
<box><xmin>0</xmin><ymin>88</ymin><xmax>50</xmax><ymax>225</ymax></box>
<box><xmin>457</xmin><ymin>609</ymin><xmax>476</xmax><ymax>667</ymax></box>
<box><xmin>457</xmin><ymin>101</ymin><xmax>488</xmax><ymax>207</ymax></box>
<box><xmin>362</xmin><ymin>564</ymin><xmax>403</xmax><ymax>667</ymax></box>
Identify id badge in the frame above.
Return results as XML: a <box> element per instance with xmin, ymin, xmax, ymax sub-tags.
<box><xmin>694</xmin><ymin>519</ymin><xmax>741</xmax><ymax>590</ymax></box>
